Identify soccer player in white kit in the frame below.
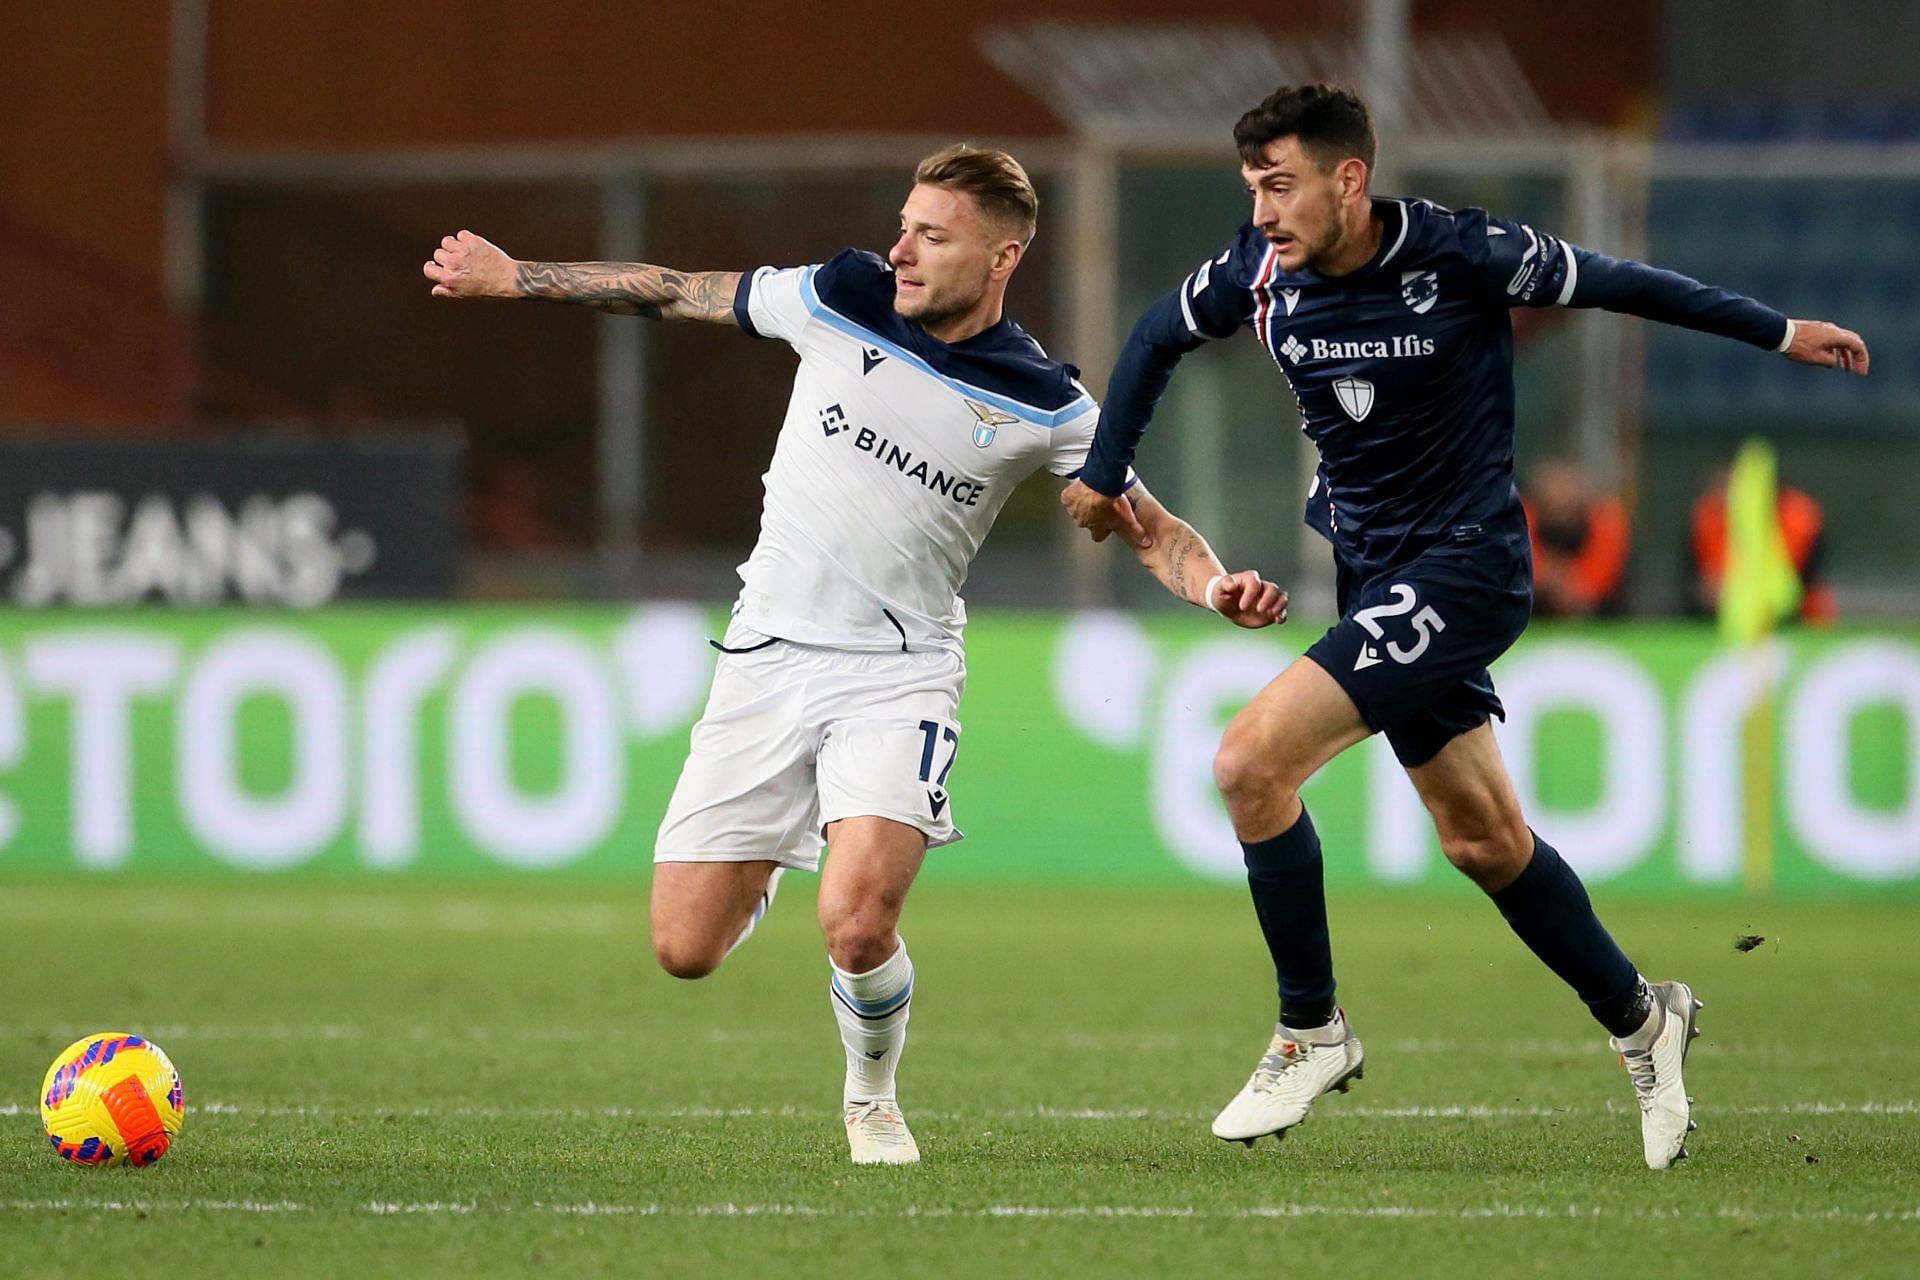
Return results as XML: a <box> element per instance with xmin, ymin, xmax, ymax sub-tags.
<box><xmin>425</xmin><ymin>145</ymin><xmax>1287</xmax><ymax>1164</ymax></box>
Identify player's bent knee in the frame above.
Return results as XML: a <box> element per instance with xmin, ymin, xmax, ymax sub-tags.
<box><xmin>1440</xmin><ymin>832</ymin><xmax>1530</xmax><ymax>889</ymax></box>
<box><xmin>1211</xmin><ymin>726</ymin><xmax>1260</xmax><ymax>797</ymax></box>
<box><xmin>819</xmin><ymin>908</ymin><xmax>896</xmax><ymax>973</ymax></box>
<box><xmin>1212</xmin><ymin>728</ymin><xmax>1293</xmax><ymax>807</ymax></box>
<box><xmin>651</xmin><ymin>930</ymin><xmax>726</xmax><ymax>981</ymax></box>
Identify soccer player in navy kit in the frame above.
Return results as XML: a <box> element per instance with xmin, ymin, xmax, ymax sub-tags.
<box><xmin>1064</xmin><ymin>84</ymin><xmax>1869</xmax><ymax>1169</ymax></box>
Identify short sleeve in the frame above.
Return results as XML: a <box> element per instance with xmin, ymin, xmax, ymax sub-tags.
<box><xmin>1047</xmin><ymin>404</ymin><xmax>1137</xmax><ymax>488</ymax></box>
<box><xmin>734</xmin><ymin>265</ymin><xmax>818</xmax><ymax>345</ymax></box>
<box><xmin>1467</xmin><ymin>210</ymin><xmax>1578</xmax><ymax>309</ymax></box>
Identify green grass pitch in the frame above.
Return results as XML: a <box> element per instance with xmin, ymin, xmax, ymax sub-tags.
<box><xmin>2</xmin><ymin>876</ymin><xmax>1917</xmax><ymax>1277</ymax></box>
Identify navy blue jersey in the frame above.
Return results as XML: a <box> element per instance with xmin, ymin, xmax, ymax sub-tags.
<box><xmin>1081</xmin><ymin>198</ymin><xmax>1792</xmax><ymax>580</ymax></box>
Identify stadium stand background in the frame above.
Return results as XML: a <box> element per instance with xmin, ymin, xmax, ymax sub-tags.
<box><xmin>4</xmin><ymin>0</ymin><xmax>1912</xmax><ymax>618</ymax></box>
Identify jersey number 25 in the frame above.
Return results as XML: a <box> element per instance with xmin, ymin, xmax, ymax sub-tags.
<box><xmin>1354</xmin><ymin>584</ymin><xmax>1447</xmax><ymax>664</ymax></box>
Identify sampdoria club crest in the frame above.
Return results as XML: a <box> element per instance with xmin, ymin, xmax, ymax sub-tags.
<box><xmin>1401</xmin><ymin>269</ymin><xmax>1439</xmax><ymax>314</ymax></box>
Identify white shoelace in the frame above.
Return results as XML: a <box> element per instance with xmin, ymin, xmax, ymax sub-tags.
<box><xmin>1620</xmin><ymin>1047</ymin><xmax>1661</xmax><ymax>1110</ymax></box>
<box><xmin>1251</xmin><ymin>1042</ymin><xmax>1311</xmax><ymax>1092</ymax></box>
<box><xmin>847</xmin><ymin>1102</ymin><xmax>912</xmax><ymax>1145</ymax></box>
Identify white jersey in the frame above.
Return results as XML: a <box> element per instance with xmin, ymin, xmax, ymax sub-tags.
<box><xmin>730</xmin><ymin>250</ymin><xmax>1120</xmax><ymax>655</ymax></box>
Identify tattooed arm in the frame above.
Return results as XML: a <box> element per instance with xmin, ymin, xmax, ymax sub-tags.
<box><xmin>423</xmin><ymin>229</ymin><xmax>741</xmax><ymax>323</ymax></box>
<box><xmin>1122</xmin><ymin>482</ymin><xmax>1288</xmax><ymax>628</ymax></box>
<box><xmin>510</xmin><ymin>259</ymin><xmax>741</xmax><ymax>320</ymax></box>
<box><xmin>1130</xmin><ymin>484</ymin><xmax>1222</xmax><ymax>605</ymax></box>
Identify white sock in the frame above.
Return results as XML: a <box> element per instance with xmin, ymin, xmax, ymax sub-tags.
<box><xmin>830</xmin><ymin>939</ymin><xmax>913</xmax><ymax>1105</ymax></box>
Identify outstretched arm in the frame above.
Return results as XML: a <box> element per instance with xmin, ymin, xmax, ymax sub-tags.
<box><xmin>1570</xmin><ymin>251</ymin><xmax>1869</xmax><ymax>373</ymax></box>
<box><xmin>1486</xmin><ymin>217</ymin><xmax>1869</xmax><ymax>374</ymax></box>
<box><xmin>1100</xmin><ymin>481</ymin><xmax>1287</xmax><ymax>628</ymax></box>
<box><xmin>1062</xmin><ymin>287</ymin><xmax>1210</xmax><ymax>548</ymax></box>
<box><xmin>423</xmin><ymin>230</ymin><xmax>741</xmax><ymax>323</ymax></box>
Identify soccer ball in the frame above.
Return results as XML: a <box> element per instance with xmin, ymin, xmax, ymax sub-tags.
<box><xmin>40</xmin><ymin>1033</ymin><xmax>185</xmax><ymax>1166</ymax></box>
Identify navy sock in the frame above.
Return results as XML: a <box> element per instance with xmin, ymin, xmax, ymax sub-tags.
<box><xmin>1241</xmin><ymin>806</ymin><xmax>1336</xmax><ymax>1029</ymax></box>
<box><xmin>1491</xmin><ymin>834</ymin><xmax>1648</xmax><ymax>1036</ymax></box>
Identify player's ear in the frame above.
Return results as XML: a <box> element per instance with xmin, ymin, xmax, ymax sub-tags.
<box><xmin>990</xmin><ymin>236</ymin><xmax>1023</xmax><ymax>279</ymax></box>
<box><xmin>1340</xmin><ymin>157</ymin><xmax>1369</xmax><ymax>202</ymax></box>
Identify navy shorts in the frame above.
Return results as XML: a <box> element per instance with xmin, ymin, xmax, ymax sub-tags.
<box><xmin>1305</xmin><ymin>542</ymin><xmax>1533</xmax><ymax>768</ymax></box>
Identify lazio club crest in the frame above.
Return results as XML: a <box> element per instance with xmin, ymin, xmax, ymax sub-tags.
<box><xmin>1401</xmin><ymin>269</ymin><xmax>1439</xmax><ymax>314</ymax></box>
<box><xmin>966</xmin><ymin>399</ymin><xmax>1018</xmax><ymax>448</ymax></box>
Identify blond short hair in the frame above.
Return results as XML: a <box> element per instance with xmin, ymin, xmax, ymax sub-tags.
<box><xmin>914</xmin><ymin>144</ymin><xmax>1039</xmax><ymax>245</ymax></box>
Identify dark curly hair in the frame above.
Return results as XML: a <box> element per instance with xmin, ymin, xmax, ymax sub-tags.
<box><xmin>1233</xmin><ymin>83</ymin><xmax>1376</xmax><ymax>177</ymax></box>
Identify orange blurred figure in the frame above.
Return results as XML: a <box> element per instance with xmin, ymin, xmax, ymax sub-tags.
<box><xmin>1522</xmin><ymin>459</ymin><xmax>1630</xmax><ymax>618</ymax></box>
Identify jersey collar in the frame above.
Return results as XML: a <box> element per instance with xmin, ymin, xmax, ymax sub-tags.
<box><xmin>1272</xmin><ymin>197</ymin><xmax>1410</xmax><ymax>285</ymax></box>
<box><xmin>929</xmin><ymin>315</ymin><xmax>1022</xmax><ymax>354</ymax></box>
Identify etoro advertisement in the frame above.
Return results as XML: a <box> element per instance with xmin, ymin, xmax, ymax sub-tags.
<box><xmin>0</xmin><ymin>608</ymin><xmax>1912</xmax><ymax>891</ymax></box>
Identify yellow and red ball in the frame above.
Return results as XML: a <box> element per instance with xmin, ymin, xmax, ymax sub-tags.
<box><xmin>40</xmin><ymin>1033</ymin><xmax>185</xmax><ymax>1166</ymax></box>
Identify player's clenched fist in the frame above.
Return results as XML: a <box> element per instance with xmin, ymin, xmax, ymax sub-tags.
<box><xmin>423</xmin><ymin>229</ymin><xmax>517</xmax><ymax>299</ymax></box>
<box><xmin>1060</xmin><ymin>477</ymin><xmax>1152</xmax><ymax>548</ymax></box>
<box><xmin>1210</xmin><ymin>570</ymin><xmax>1288</xmax><ymax>629</ymax></box>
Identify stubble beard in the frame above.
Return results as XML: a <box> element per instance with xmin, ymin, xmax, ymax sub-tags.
<box><xmin>896</xmin><ymin>282</ymin><xmax>982</xmax><ymax>331</ymax></box>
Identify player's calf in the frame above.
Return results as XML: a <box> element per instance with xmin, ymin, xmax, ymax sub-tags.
<box><xmin>1413</xmin><ymin>738</ymin><xmax>1533</xmax><ymax>891</ymax></box>
<box><xmin>649</xmin><ymin>859</ymin><xmax>784</xmax><ymax>979</ymax></box>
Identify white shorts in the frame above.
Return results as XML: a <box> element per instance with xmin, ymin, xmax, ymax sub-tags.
<box><xmin>654</xmin><ymin>625</ymin><xmax>967</xmax><ymax>872</ymax></box>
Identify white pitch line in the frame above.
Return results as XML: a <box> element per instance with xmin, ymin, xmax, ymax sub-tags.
<box><xmin>6</xmin><ymin>1100</ymin><xmax>1916</xmax><ymax>1121</ymax></box>
<box><xmin>7</xmin><ymin>1023</ymin><xmax>1915</xmax><ymax>1065</ymax></box>
<box><xmin>2</xmin><ymin>1199</ymin><xmax>308</xmax><ymax>1213</ymax></box>
<box><xmin>5</xmin><ymin>1022</ymin><xmax>1918</xmax><ymax>1067</ymax></box>
<box><xmin>3</xmin><ymin>1199</ymin><xmax>1917</xmax><ymax>1225</ymax></box>
<box><xmin>0</xmin><ymin>1023</ymin><xmax>640</xmax><ymax>1046</ymax></box>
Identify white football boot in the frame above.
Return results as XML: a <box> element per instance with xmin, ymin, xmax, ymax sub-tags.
<box><xmin>1212</xmin><ymin>1009</ymin><xmax>1365</xmax><ymax>1145</ymax></box>
<box><xmin>844</xmin><ymin>1100</ymin><xmax>920</xmax><ymax>1165</ymax></box>
<box><xmin>1609</xmin><ymin>980</ymin><xmax>1703</xmax><ymax>1170</ymax></box>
